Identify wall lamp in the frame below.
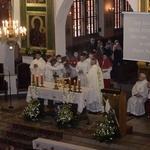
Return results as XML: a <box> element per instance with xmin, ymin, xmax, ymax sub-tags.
<box><xmin>108</xmin><ymin>7</ymin><xmax>114</xmax><ymax>12</ymax></box>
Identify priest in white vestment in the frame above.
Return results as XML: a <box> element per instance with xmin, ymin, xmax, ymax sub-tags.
<box><xmin>127</xmin><ymin>73</ymin><xmax>149</xmax><ymax>116</ymax></box>
<box><xmin>76</xmin><ymin>53</ymin><xmax>90</xmax><ymax>87</ymax></box>
<box><xmin>53</xmin><ymin>55</ymin><xmax>66</xmax><ymax>78</ymax></box>
<box><xmin>45</xmin><ymin>55</ymin><xmax>65</xmax><ymax>82</ymax></box>
<box><xmin>86</xmin><ymin>58</ymin><xmax>104</xmax><ymax>112</ymax></box>
<box><xmin>29</xmin><ymin>51</ymin><xmax>46</xmax><ymax>82</ymax></box>
<box><xmin>86</xmin><ymin>51</ymin><xmax>99</xmax><ymax>67</ymax></box>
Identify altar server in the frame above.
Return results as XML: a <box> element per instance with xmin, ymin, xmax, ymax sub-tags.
<box><xmin>29</xmin><ymin>51</ymin><xmax>46</xmax><ymax>77</ymax></box>
<box><xmin>76</xmin><ymin>53</ymin><xmax>90</xmax><ymax>87</ymax></box>
<box><xmin>127</xmin><ymin>73</ymin><xmax>149</xmax><ymax>116</ymax></box>
<box><xmin>100</xmin><ymin>54</ymin><xmax>112</xmax><ymax>88</ymax></box>
<box><xmin>86</xmin><ymin>58</ymin><xmax>104</xmax><ymax>112</ymax></box>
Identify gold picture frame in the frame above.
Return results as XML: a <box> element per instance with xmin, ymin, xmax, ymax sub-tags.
<box><xmin>26</xmin><ymin>12</ymin><xmax>48</xmax><ymax>50</ymax></box>
<box><xmin>26</xmin><ymin>0</ymin><xmax>46</xmax><ymax>7</ymax></box>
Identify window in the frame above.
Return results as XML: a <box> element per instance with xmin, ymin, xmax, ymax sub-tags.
<box><xmin>72</xmin><ymin>0</ymin><xmax>98</xmax><ymax>37</ymax></box>
<box><xmin>114</xmin><ymin>0</ymin><xmax>121</xmax><ymax>29</ymax></box>
<box><xmin>72</xmin><ymin>0</ymin><xmax>84</xmax><ymax>37</ymax></box>
<box><xmin>86</xmin><ymin>0</ymin><xmax>97</xmax><ymax>34</ymax></box>
<box><xmin>114</xmin><ymin>0</ymin><xmax>132</xmax><ymax>29</ymax></box>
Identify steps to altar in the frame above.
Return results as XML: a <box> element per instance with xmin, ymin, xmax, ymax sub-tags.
<box><xmin>0</xmin><ymin>120</ymin><xmax>63</xmax><ymax>150</ymax></box>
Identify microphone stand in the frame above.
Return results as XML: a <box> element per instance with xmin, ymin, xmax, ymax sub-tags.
<box><xmin>5</xmin><ymin>69</ymin><xmax>14</xmax><ymax>109</ymax></box>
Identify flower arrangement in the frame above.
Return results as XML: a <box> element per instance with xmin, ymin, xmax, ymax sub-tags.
<box><xmin>56</xmin><ymin>103</ymin><xmax>77</xmax><ymax>128</ymax></box>
<box><xmin>22</xmin><ymin>85</ymin><xmax>41</xmax><ymax>121</ymax></box>
<box><xmin>22</xmin><ymin>99</ymin><xmax>41</xmax><ymax>121</ymax></box>
<box><xmin>25</xmin><ymin>46</ymin><xmax>47</xmax><ymax>57</ymax></box>
<box><xmin>94</xmin><ymin>111</ymin><xmax>119</xmax><ymax>143</ymax></box>
<box><xmin>56</xmin><ymin>89</ymin><xmax>77</xmax><ymax>128</ymax></box>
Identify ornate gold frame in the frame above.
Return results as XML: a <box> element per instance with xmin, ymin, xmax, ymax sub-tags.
<box><xmin>139</xmin><ymin>0</ymin><xmax>150</xmax><ymax>12</ymax></box>
<box><xmin>26</xmin><ymin>12</ymin><xmax>48</xmax><ymax>50</ymax></box>
<box><xmin>26</xmin><ymin>0</ymin><xmax>46</xmax><ymax>7</ymax></box>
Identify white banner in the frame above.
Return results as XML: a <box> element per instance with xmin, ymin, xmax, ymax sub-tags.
<box><xmin>123</xmin><ymin>12</ymin><xmax>150</xmax><ymax>62</ymax></box>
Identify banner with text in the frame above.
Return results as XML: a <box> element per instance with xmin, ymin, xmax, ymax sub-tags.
<box><xmin>123</xmin><ymin>12</ymin><xmax>150</xmax><ymax>62</ymax></box>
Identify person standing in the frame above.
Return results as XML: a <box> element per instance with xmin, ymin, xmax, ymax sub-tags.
<box><xmin>76</xmin><ymin>53</ymin><xmax>90</xmax><ymax>87</ymax></box>
<box><xmin>100</xmin><ymin>54</ymin><xmax>112</xmax><ymax>89</ymax></box>
<box><xmin>86</xmin><ymin>58</ymin><xmax>104</xmax><ymax>112</ymax></box>
<box><xmin>127</xmin><ymin>73</ymin><xmax>149</xmax><ymax>116</ymax></box>
<box><xmin>87</xmin><ymin>38</ymin><xmax>96</xmax><ymax>53</ymax></box>
<box><xmin>53</xmin><ymin>55</ymin><xmax>66</xmax><ymax>78</ymax></box>
<box><xmin>85</xmin><ymin>51</ymin><xmax>99</xmax><ymax>67</ymax></box>
<box><xmin>29</xmin><ymin>51</ymin><xmax>46</xmax><ymax>77</ymax></box>
<box><xmin>96</xmin><ymin>40</ymin><xmax>104</xmax><ymax>59</ymax></box>
<box><xmin>45</xmin><ymin>55</ymin><xmax>65</xmax><ymax>82</ymax></box>
<box><xmin>68</xmin><ymin>51</ymin><xmax>80</xmax><ymax>78</ymax></box>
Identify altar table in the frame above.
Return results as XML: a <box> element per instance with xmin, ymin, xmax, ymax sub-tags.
<box><xmin>26</xmin><ymin>82</ymin><xmax>99</xmax><ymax>113</ymax></box>
<box><xmin>32</xmin><ymin>138</ymin><xmax>97</xmax><ymax>150</ymax></box>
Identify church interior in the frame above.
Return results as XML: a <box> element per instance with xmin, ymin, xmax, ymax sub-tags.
<box><xmin>0</xmin><ymin>0</ymin><xmax>150</xmax><ymax>150</ymax></box>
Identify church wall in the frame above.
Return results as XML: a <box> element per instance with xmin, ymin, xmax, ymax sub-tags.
<box><xmin>103</xmin><ymin>0</ymin><xmax>114</xmax><ymax>38</ymax></box>
<box><xmin>54</xmin><ymin>0</ymin><xmax>73</xmax><ymax>56</ymax></box>
<box><xmin>66</xmin><ymin>10</ymin><xmax>73</xmax><ymax>47</ymax></box>
<box><xmin>127</xmin><ymin>0</ymin><xmax>139</xmax><ymax>12</ymax></box>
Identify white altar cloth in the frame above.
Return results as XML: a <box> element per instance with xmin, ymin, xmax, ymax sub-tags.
<box><xmin>26</xmin><ymin>82</ymin><xmax>99</xmax><ymax>113</ymax></box>
<box><xmin>32</xmin><ymin>138</ymin><xmax>97</xmax><ymax>150</ymax></box>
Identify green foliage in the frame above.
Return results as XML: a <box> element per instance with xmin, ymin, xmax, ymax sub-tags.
<box><xmin>22</xmin><ymin>99</ymin><xmax>41</xmax><ymax>121</ymax></box>
<box><xmin>56</xmin><ymin>103</ymin><xmax>77</xmax><ymax>129</ymax></box>
<box><xmin>25</xmin><ymin>46</ymin><xmax>47</xmax><ymax>57</ymax></box>
<box><xmin>94</xmin><ymin>112</ymin><xmax>119</xmax><ymax>143</ymax></box>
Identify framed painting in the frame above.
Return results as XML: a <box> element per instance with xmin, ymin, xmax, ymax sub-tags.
<box><xmin>26</xmin><ymin>12</ymin><xmax>47</xmax><ymax>50</ymax></box>
<box><xmin>26</xmin><ymin>0</ymin><xmax>46</xmax><ymax>7</ymax></box>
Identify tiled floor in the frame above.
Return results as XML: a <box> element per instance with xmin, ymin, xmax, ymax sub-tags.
<box><xmin>0</xmin><ymin>86</ymin><xmax>150</xmax><ymax>150</ymax></box>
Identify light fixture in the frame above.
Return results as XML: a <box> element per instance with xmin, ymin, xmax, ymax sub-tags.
<box><xmin>0</xmin><ymin>2</ymin><xmax>27</xmax><ymax>49</ymax></box>
<box><xmin>108</xmin><ymin>7</ymin><xmax>114</xmax><ymax>12</ymax></box>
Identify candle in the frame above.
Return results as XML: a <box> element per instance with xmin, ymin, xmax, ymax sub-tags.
<box><xmin>78</xmin><ymin>79</ymin><xmax>81</xmax><ymax>89</ymax></box>
<box><xmin>73</xmin><ymin>80</ymin><xmax>76</xmax><ymax>91</ymax></box>
<box><xmin>41</xmin><ymin>74</ymin><xmax>43</xmax><ymax>84</ymax></box>
<box><xmin>36</xmin><ymin>75</ymin><xmax>39</xmax><ymax>87</ymax></box>
<box><xmin>68</xmin><ymin>78</ymin><xmax>71</xmax><ymax>87</ymax></box>
<box><xmin>32</xmin><ymin>73</ymin><xmax>35</xmax><ymax>84</ymax></box>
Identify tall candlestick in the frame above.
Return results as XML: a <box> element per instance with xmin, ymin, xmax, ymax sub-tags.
<box><xmin>32</xmin><ymin>73</ymin><xmax>35</xmax><ymax>85</ymax></box>
<box><xmin>73</xmin><ymin>80</ymin><xmax>76</xmax><ymax>91</ymax></box>
<box><xmin>36</xmin><ymin>75</ymin><xmax>39</xmax><ymax>87</ymax></box>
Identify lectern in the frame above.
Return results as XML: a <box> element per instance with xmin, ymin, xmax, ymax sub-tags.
<box><xmin>101</xmin><ymin>89</ymin><xmax>127</xmax><ymax>138</ymax></box>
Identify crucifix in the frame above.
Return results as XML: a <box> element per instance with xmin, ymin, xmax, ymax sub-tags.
<box><xmin>53</xmin><ymin>72</ymin><xmax>59</xmax><ymax>90</ymax></box>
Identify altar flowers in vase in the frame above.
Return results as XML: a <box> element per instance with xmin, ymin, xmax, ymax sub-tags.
<box><xmin>22</xmin><ymin>85</ymin><xmax>41</xmax><ymax>121</ymax></box>
<box><xmin>56</xmin><ymin>88</ymin><xmax>77</xmax><ymax>128</ymax></box>
<box><xmin>94</xmin><ymin>99</ymin><xmax>119</xmax><ymax>143</ymax></box>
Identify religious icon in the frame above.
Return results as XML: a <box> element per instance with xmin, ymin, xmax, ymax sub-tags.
<box><xmin>27</xmin><ymin>14</ymin><xmax>47</xmax><ymax>47</ymax></box>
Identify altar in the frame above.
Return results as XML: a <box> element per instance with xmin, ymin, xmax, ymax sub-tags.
<box><xmin>26</xmin><ymin>82</ymin><xmax>99</xmax><ymax>113</ymax></box>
